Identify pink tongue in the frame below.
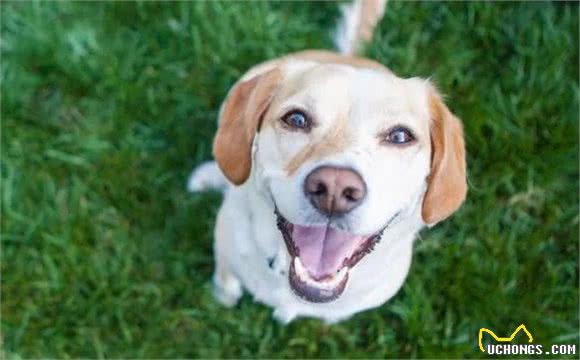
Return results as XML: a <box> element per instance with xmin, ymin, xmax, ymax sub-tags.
<box><xmin>292</xmin><ymin>225</ymin><xmax>366</xmax><ymax>279</ymax></box>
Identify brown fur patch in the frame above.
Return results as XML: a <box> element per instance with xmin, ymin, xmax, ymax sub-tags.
<box><xmin>213</xmin><ymin>69</ymin><xmax>282</xmax><ymax>185</ymax></box>
<box><xmin>289</xmin><ymin>50</ymin><xmax>392</xmax><ymax>75</ymax></box>
<box><xmin>357</xmin><ymin>0</ymin><xmax>387</xmax><ymax>52</ymax></box>
<box><xmin>285</xmin><ymin>117</ymin><xmax>352</xmax><ymax>176</ymax></box>
<box><xmin>421</xmin><ymin>87</ymin><xmax>467</xmax><ymax>224</ymax></box>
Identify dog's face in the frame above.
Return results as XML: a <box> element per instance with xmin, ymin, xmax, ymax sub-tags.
<box><xmin>214</xmin><ymin>58</ymin><xmax>466</xmax><ymax>303</ymax></box>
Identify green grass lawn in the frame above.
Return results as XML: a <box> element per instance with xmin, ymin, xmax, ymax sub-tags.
<box><xmin>2</xmin><ymin>1</ymin><xmax>578</xmax><ymax>358</ymax></box>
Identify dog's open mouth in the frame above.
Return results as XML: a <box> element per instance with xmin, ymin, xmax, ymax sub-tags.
<box><xmin>275</xmin><ymin>209</ymin><xmax>389</xmax><ymax>303</ymax></box>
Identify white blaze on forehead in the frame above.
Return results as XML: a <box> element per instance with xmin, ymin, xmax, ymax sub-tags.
<box><xmin>274</xmin><ymin>63</ymin><xmax>432</xmax><ymax>146</ymax></box>
<box><xmin>262</xmin><ymin>64</ymin><xmax>358</xmax><ymax>177</ymax></box>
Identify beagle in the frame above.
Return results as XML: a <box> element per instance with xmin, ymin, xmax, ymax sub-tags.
<box><xmin>188</xmin><ymin>0</ymin><xmax>467</xmax><ymax>323</ymax></box>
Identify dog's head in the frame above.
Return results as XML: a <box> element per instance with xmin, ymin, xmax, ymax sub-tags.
<box><xmin>213</xmin><ymin>55</ymin><xmax>466</xmax><ymax>303</ymax></box>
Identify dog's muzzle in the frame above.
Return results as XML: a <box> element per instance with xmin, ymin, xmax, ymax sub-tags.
<box><xmin>275</xmin><ymin>209</ymin><xmax>398</xmax><ymax>303</ymax></box>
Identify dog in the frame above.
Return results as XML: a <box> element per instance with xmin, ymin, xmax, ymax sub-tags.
<box><xmin>188</xmin><ymin>0</ymin><xmax>467</xmax><ymax>323</ymax></box>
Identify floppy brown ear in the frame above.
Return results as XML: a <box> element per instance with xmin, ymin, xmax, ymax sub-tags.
<box><xmin>422</xmin><ymin>88</ymin><xmax>467</xmax><ymax>225</ymax></box>
<box><xmin>212</xmin><ymin>69</ymin><xmax>281</xmax><ymax>185</ymax></box>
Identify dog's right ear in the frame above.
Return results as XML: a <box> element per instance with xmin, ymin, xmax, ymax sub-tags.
<box><xmin>421</xmin><ymin>86</ymin><xmax>467</xmax><ymax>225</ymax></box>
<box><xmin>213</xmin><ymin>69</ymin><xmax>282</xmax><ymax>185</ymax></box>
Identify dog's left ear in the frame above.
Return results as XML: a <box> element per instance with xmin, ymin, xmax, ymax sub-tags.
<box><xmin>213</xmin><ymin>69</ymin><xmax>282</xmax><ymax>185</ymax></box>
<box><xmin>422</xmin><ymin>86</ymin><xmax>467</xmax><ymax>225</ymax></box>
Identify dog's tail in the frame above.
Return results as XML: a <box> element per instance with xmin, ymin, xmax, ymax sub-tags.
<box><xmin>334</xmin><ymin>0</ymin><xmax>388</xmax><ymax>56</ymax></box>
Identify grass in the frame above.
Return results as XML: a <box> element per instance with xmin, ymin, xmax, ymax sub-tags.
<box><xmin>1</xmin><ymin>1</ymin><xmax>578</xmax><ymax>358</ymax></box>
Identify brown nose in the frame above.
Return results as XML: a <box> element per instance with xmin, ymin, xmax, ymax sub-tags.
<box><xmin>304</xmin><ymin>166</ymin><xmax>366</xmax><ymax>216</ymax></box>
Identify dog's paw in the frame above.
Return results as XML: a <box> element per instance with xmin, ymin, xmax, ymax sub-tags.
<box><xmin>212</xmin><ymin>273</ymin><xmax>243</xmax><ymax>308</ymax></box>
<box><xmin>272</xmin><ymin>307</ymin><xmax>297</xmax><ymax>324</ymax></box>
<box><xmin>187</xmin><ymin>161</ymin><xmax>228</xmax><ymax>193</ymax></box>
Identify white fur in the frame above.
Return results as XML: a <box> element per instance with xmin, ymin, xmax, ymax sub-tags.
<box><xmin>183</xmin><ymin>0</ymin><xmax>454</xmax><ymax>323</ymax></box>
<box><xmin>334</xmin><ymin>0</ymin><xmax>387</xmax><ymax>55</ymax></box>
<box><xmin>189</xmin><ymin>59</ymin><xmax>435</xmax><ymax>323</ymax></box>
<box><xmin>335</xmin><ymin>0</ymin><xmax>363</xmax><ymax>55</ymax></box>
<box><xmin>187</xmin><ymin>161</ymin><xmax>228</xmax><ymax>192</ymax></box>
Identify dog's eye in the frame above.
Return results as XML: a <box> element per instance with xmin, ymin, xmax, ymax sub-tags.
<box><xmin>385</xmin><ymin>126</ymin><xmax>415</xmax><ymax>145</ymax></box>
<box><xmin>281</xmin><ymin>110</ymin><xmax>311</xmax><ymax>131</ymax></box>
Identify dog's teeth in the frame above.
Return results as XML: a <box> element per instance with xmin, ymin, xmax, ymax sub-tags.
<box><xmin>293</xmin><ymin>258</ymin><xmax>348</xmax><ymax>290</ymax></box>
<box><xmin>294</xmin><ymin>257</ymin><xmax>306</xmax><ymax>276</ymax></box>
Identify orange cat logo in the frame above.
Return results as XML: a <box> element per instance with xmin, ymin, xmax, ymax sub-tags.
<box><xmin>478</xmin><ymin>324</ymin><xmax>534</xmax><ymax>352</ymax></box>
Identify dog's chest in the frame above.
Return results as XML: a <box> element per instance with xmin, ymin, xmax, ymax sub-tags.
<box><xmin>232</xmin><ymin>196</ymin><xmax>291</xmax><ymax>300</ymax></box>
